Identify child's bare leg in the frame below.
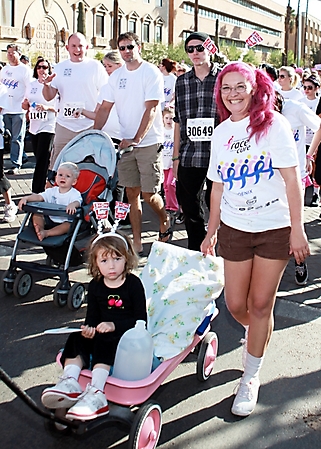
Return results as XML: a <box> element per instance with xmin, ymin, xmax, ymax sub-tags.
<box><xmin>32</xmin><ymin>214</ymin><xmax>46</xmax><ymax>241</ymax></box>
<box><xmin>45</xmin><ymin>221</ymin><xmax>71</xmax><ymax>238</ymax></box>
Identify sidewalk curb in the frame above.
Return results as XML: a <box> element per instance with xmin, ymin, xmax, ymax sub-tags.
<box><xmin>275</xmin><ymin>296</ymin><xmax>321</xmax><ymax>323</ymax></box>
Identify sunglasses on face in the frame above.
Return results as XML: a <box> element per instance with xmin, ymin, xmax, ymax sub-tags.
<box><xmin>186</xmin><ymin>45</ymin><xmax>205</xmax><ymax>54</ymax></box>
<box><xmin>278</xmin><ymin>74</ymin><xmax>288</xmax><ymax>79</ymax></box>
<box><xmin>37</xmin><ymin>65</ymin><xmax>49</xmax><ymax>70</ymax></box>
<box><xmin>303</xmin><ymin>85</ymin><xmax>314</xmax><ymax>90</ymax></box>
<box><xmin>118</xmin><ymin>44</ymin><xmax>135</xmax><ymax>51</ymax></box>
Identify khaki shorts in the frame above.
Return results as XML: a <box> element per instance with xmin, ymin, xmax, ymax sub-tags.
<box><xmin>117</xmin><ymin>143</ymin><xmax>163</xmax><ymax>193</ymax></box>
<box><xmin>217</xmin><ymin>222</ymin><xmax>291</xmax><ymax>261</ymax></box>
<box><xmin>49</xmin><ymin>123</ymin><xmax>92</xmax><ymax>169</ymax></box>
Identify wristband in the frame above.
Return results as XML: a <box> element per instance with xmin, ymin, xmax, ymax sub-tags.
<box><xmin>306</xmin><ymin>154</ymin><xmax>314</xmax><ymax>161</ymax></box>
<box><xmin>172</xmin><ymin>156</ymin><xmax>179</xmax><ymax>161</ymax></box>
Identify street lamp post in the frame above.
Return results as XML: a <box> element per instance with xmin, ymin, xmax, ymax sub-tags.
<box><xmin>295</xmin><ymin>0</ymin><xmax>301</xmax><ymax>66</ymax></box>
<box><xmin>284</xmin><ymin>0</ymin><xmax>291</xmax><ymax>66</ymax></box>
<box><xmin>194</xmin><ymin>0</ymin><xmax>199</xmax><ymax>31</ymax></box>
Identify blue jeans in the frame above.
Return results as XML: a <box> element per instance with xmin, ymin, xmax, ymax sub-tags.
<box><xmin>3</xmin><ymin>113</ymin><xmax>27</xmax><ymax>168</ymax></box>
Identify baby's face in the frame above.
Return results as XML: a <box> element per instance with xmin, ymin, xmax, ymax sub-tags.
<box><xmin>56</xmin><ymin>168</ymin><xmax>77</xmax><ymax>190</ymax></box>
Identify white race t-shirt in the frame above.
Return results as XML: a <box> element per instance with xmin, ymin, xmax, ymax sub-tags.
<box><xmin>101</xmin><ymin>61</ymin><xmax>164</xmax><ymax>146</ymax></box>
<box><xmin>51</xmin><ymin>58</ymin><xmax>108</xmax><ymax>132</ymax></box>
<box><xmin>97</xmin><ymin>83</ymin><xmax>120</xmax><ymax>140</ymax></box>
<box><xmin>25</xmin><ymin>79</ymin><xmax>57</xmax><ymax>134</ymax></box>
<box><xmin>0</xmin><ymin>63</ymin><xmax>33</xmax><ymax>114</ymax></box>
<box><xmin>282</xmin><ymin>99</ymin><xmax>321</xmax><ymax>178</ymax></box>
<box><xmin>163</xmin><ymin>127</ymin><xmax>174</xmax><ymax>169</ymax></box>
<box><xmin>40</xmin><ymin>186</ymin><xmax>82</xmax><ymax>223</ymax></box>
<box><xmin>299</xmin><ymin>96</ymin><xmax>320</xmax><ymax>145</ymax></box>
<box><xmin>162</xmin><ymin>72</ymin><xmax>176</xmax><ymax>109</ymax></box>
<box><xmin>278</xmin><ymin>87</ymin><xmax>304</xmax><ymax>101</ymax></box>
<box><xmin>208</xmin><ymin>112</ymin><xmax>299</xmax><ymax>232</ymax></box>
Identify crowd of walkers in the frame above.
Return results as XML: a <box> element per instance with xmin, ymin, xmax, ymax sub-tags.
<box><xmin>0</xmin><ymin>30</ymin><xmax>320</xmax><ymax>418</ymax></box>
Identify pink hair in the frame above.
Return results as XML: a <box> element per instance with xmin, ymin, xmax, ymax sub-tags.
<box><xmin>215</xmin><ymin>62</ymin><xmax>275</xmax><ymax>143</ymax></box>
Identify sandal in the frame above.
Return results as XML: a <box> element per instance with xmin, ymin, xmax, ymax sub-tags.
<box><xmin>159</xmin><ymin>226</ymin><xmax>173</xmax><ymax>243</ymax></box>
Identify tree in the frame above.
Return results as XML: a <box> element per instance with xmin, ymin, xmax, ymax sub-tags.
<box><xmin>77</xmin><ymin>2</ymin><xmax>86</xmax><ymax>36</ymax></box>
<box><xmin>141</xmin><ymin>41</ymin><xmax>188</xmax><ymax>66</ymax></box>
<box><xmin>242</xmin><ymin>49</ymin><xmax>260</xmax><ymax>66</ymax></box>
<box><xmin>268</xmin><ymin>49</ymin><xmax>295</xmax><ymax>68</ymax></box>
<box><xmin>94</xmin><ymin>51</ymin><xmax>105</xmax><ymax>62</ymax></box>
<box><xmin>220</xmin><ymin>41</ymin><xmax>242</xmax><ymax>62</ymax></box>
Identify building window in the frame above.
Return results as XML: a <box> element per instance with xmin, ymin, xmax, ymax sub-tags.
<box><xmin>144</xmin><ymin>0</ymin><xmax>151</xmax><ymax>3</ymax></box>
<box><xmin>156</xmin><ymin>0</ymin><xmax>163</xmax><ymax>6</ymax></box>
<box><xmin>93</xmin><ymin>5</ymin><xmax>108</xmax><ymax>39</ymax></box>
<box><xmin>155</xmin><ymin>24</ymin><xmax>162</xmax><ymax>43</ymax></box>
<box><xmin>1</xmin><ymin>0</ymin><xmax>14</xmax><ymax>26</ymax></box>
<box><xmin>143</xmin><ymin>22</ymin><xmax>150</xmax><ymax>42</ymax></box>
<box><xmin>96</xmin><ymin>14</ymin><xmax>104</xmax><ymax>37</ymax></box>
<box><xmin>128</xmin><ymin>19</ymin><xmax>136</xmax><ymax>33</ymax></box>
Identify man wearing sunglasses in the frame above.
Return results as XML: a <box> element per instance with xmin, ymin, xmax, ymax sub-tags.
<box><xmin>42</xmin><ymin>32</ymin><xmax>108</xmax><ymax>172</ymax></box>
<box><xmin>95</xmin><ymin>32</ymin><xmax>170</xmax><ymax>256</ymax></box>
<box><xmin>172</xmin><ymin>32</ymin><xmax>220</xmax><ymax>251</ymax></box>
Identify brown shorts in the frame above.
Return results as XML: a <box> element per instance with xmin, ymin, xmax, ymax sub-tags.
<box><xmin>117</xmin><ymin>143</ymin><xmax>163</xmax><ymax>193</ymax></box>
<box><xmin>217</xmin><ymin>222</ymin><xmax>291</xmax><ymax>261</ymax></box>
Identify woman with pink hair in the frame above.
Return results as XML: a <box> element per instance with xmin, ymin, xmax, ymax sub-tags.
<box><xmin>201</xmin><ymin>62</ymin><xmax>309</xmax><ymax>417</ymax></box>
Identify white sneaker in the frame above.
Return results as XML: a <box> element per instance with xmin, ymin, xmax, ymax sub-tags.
<box><xmin>231</xmin><ymin>377</ymin><xmax>260</xmax><ymax>417</ymax></box>
<box><xmin>41</xmin><ymin>376</ymin><xmax>82</xmax><ymax>409</ymax></box>
<box><xmin>66</xmin><ymin>384</ymin><xmax>109</xmax><ymax>421</ymax></box>
<box><xmin>3</xmin><ymin>202</ymin><xmax>18</xmax><ymax>223</ymax></box>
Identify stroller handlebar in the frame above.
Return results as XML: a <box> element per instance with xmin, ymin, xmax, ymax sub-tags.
<box><xmin>22</xmin><ymin>202</ymin><xmax>82</xmax><ymax>219</ymax></box>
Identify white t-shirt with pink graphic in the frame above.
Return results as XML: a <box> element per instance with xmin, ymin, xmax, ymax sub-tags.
<box><xmin>208</xmin><ymin>112</ymin><xmax>298</xmax><ymax>232</ymax></box>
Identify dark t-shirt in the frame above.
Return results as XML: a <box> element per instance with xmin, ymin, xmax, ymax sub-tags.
<box><xmin>85</xmin><ymin>273</ymin><xmax>147</xmax><ymax>336</ymax></box>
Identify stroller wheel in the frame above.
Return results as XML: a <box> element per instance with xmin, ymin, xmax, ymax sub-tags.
<box><xmin>0</xmin><ymin>270</ymin><xmax>16</xmax><ymax>295</ymax></box>
<box><xmin>13</xmin><ymin>271</ymin><xmax>33</xmax><ymax>298</ymax></box>
<box><xmin>196</xmin><ymin>331</ymin><xmax>218</xmax><ymax>382</ymax></box>
<box><xmin>67</xmin><ymin>283</ymin><xmax>86</xmax><ymax>311</ymax></box>
<box><xmin>53</xmin><ymin>283</ymin><xmax>68</xmax><ymax>308</ymax></box>
<box><xmin>128</xmin><ymin>401</ymin><xmax>162</xmax><ymax>449</ymax></box>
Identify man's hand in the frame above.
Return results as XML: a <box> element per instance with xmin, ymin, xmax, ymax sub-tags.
<box><xmin>119</xmin><ymin>138</ymin><xmax>138</xmax><ymax>150</ymax></box>
<box><xmin>41</xmin><ymin>73</ymin><xmax>56</xmax><ymax>85</ymax></box>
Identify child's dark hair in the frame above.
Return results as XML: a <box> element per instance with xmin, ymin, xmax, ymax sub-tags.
<box><xmin>88</xmin><ymin>231</ymin><xmax>138</xmax><ymax>280</ymax></box>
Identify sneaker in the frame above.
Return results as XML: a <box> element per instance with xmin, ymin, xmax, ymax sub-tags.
<box><xmin>240</xmin><ymin>327</ymin><xmax>248</xmax><ymax>368</ymax></box>
<box><xmin>7</xmin><ymin>167</ymin><xmax>20</xmax><ymax>175</ymax></box>
<box><xmin>295</xmin><ymin>262</ymin><xmax>308</xmax><ymax>286</ymax></box>
<box><xmin>231</xmin><ymin>377</ymin><xmax>260</xmax><ymax>417</ymax></box>
<box><xmin>175</xmin><ymin>212</ymin><xmax>184</xmax><ymax>225</ymax></box>
<box><xmin>41</xmin><ymin>376</ymin><xmax>82</xmax><ymax>409</ymax></box>
<box><xmin>3</xmin><ymin>202</ymin><xmax>18</xmax><ymax>223</ymax></box>
<box><xmin>66</xmin><ymin>384</ymin><xmax>109</xmax><ymax>421</ymax></box>
<box><xmin>310</xmin><ymin>193</ymin><xmax>319</xmax><ymax>207</ymax></box>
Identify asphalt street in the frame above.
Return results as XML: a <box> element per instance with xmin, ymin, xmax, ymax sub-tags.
<box><xmin>0</xmin><ymin>148</ymin><xmax>320</xmax><ymax>449</ymax></box>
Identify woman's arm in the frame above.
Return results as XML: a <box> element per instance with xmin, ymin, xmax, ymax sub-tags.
<box><xmin>279</xmin><ymin>165</ymin><xmax>310</xmax><ymax>264</ymax></box>
<box><xmin>306</xmin><ymin>125</ymin><xmax>321</xmax><ymax>172</ymax></box>
<box><xmin>201</xmin><ymin>181</ymin><xmax>223</xmax><ymax>256</ymax></box>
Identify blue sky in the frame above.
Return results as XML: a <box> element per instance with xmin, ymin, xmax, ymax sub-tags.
<box><xmin>274</xmin><ymin>0</ymin><xmax>321</xmax><ymax>19</ymax></box>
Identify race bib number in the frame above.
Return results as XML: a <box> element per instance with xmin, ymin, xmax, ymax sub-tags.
<box><xmin>187</xmin><ymin>118</ymin><xmax>214</xmax><ymax>141</ymax></box>
<box><xmin>29</xmin><ymin>109</ymin><xmax>48</xmax><ymax>121</ymax></box>
<box><xmin>63</xmin><ymin>102</ymin><xmax>85</xmax><ymax>119</ymax></box>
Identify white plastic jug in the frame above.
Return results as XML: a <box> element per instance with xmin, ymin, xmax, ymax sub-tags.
<box><xmin>112</xmin><ymin>320</ymin><xmax>154</xmax><ymax>381</ymax></box>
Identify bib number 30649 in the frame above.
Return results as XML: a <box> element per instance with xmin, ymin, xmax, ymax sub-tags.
<box><xmin>187</xmin><ymin>118</ymin><xmax>214</xmax><ymax>141</ymax></box>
